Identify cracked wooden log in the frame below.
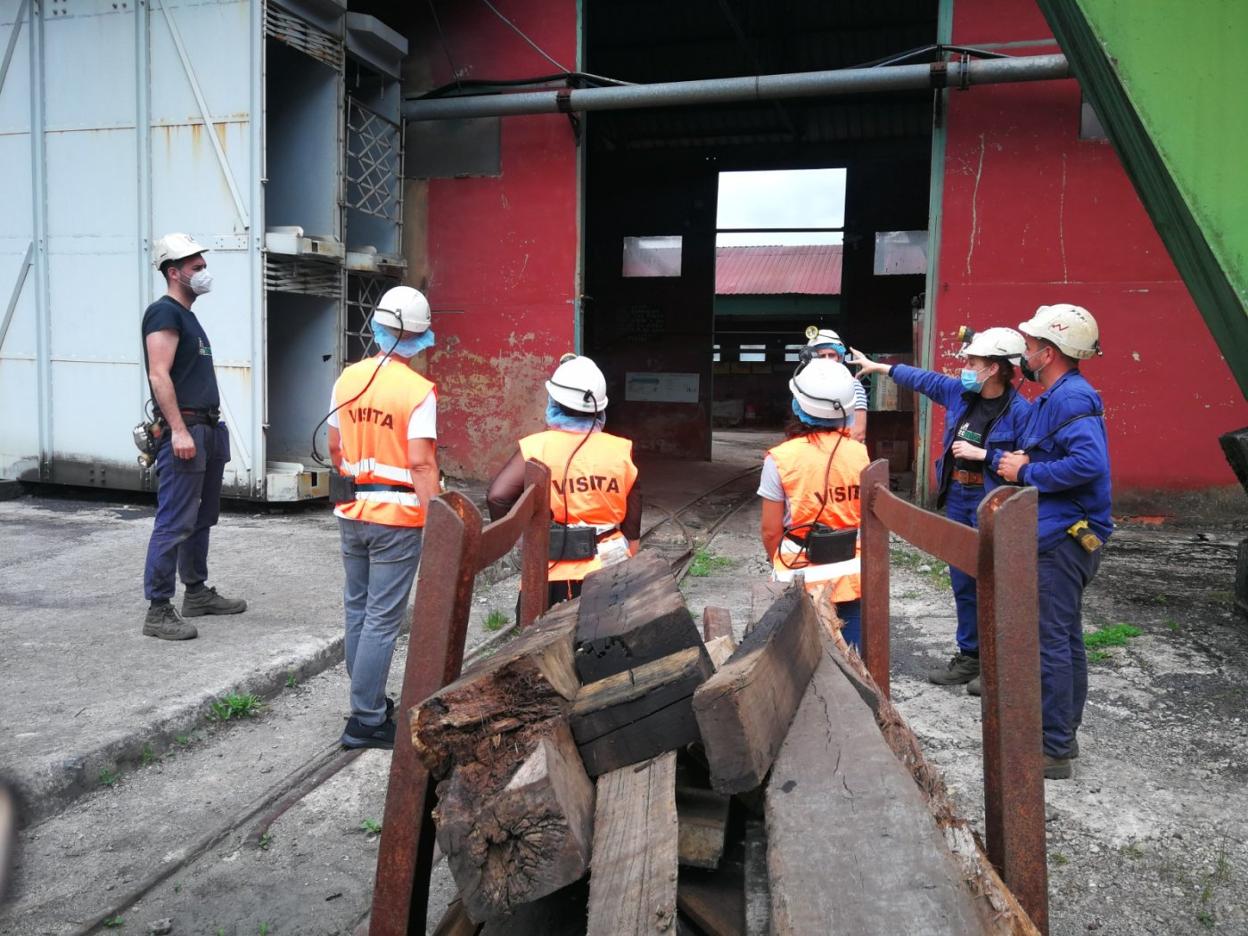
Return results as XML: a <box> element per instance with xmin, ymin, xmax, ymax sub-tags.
<box><xmin>435</xmin><ymin>722</ymin><xmax>595</xmax><ymax>923</ymax></box>
<box><xmin>570</xmin><ymin>645</ymin><xmax>713</xmax><ymax>776</ymax></box>
<box><xmin>587</xmin><ymin>752</ymin><xmax>680</xmax><ymax>936</ymax></box>
<box><xmin>575</xmin><ymin>552</ymin><xmax>706</xmax><ymax>683</ymax></box>
<box><xmin>410</xmin><ymin>599</ymin><xmax>580</xmax><ymax>787</ymax></box>
<box><xmin>765</xmin><ymin>629</ymin><xmax>987</xmax><ymax>935</ymax></box>
<box><xmin>692</xmin><ymin>584</ymin><xmax>821</xmax><ymax>793</ymax></box>
<box><xmin>704</xmin><ymin>634</ymin><xmax>736</xmax><ymax>670</ymax></box>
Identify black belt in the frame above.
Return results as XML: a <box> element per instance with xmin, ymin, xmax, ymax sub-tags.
<box><xmin>158</xmin><ymin>408</ymin><xmax>220</xmax><ymax>426</ymax></box>
<box><xmin>354</xmin><ymin>482</ymin><xmax>416</xmax><ymax>493</ymax></box>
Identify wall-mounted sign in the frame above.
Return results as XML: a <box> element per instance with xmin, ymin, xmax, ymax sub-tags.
<box><xmin>624</xmin><ymin>372</ymin><xmax>700</xmax><ymax>404</ymax></box>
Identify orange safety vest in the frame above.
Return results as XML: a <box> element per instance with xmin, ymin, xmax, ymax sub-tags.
<box><xmin>519</xmin><ymin>428</ymin><xmax>638</xmax><ymax>582</ymax></box>
<box><xmin>767</xmin><ymin>430</ymin><xmax>869</xmax><ymax>602</ymax></box>
<box><xmin>332</xmin><ymin>358</ymin><xmax>435</xmax><ymax>528</ymax></box>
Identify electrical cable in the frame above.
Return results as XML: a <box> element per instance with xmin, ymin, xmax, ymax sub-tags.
<box><xmin>425</xmin><ymin>0</ymin><xmax>462</xmax><ymax>92</ymax></box>
<box><xmin>777</xmin><ymin>429</ymin><xmax>845</xmax><ymax>571</ymax></box>
<box><xmin>479</xmin><ymin>0</ymin><xmax>570</xmax><ymax>74</ymax></box>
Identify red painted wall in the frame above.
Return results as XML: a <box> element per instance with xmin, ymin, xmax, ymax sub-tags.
<box><xmin>933</xmin><ymin>0</ymin><xmax>1248</xmax><ymax>491</ymax></box>
<box><xmin>413</xmin><ymin>0</ymin><xmax>580</xmax><ymax>478</ymax></box>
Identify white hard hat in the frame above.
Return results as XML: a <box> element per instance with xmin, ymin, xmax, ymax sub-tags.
<box><xmin>373</xmin><ymin>286</ymin><xmax>431</xmax><ymax>334</ymax></box>
<box><xmin>1019</xmin><ymin>304</ymin><xmax>1101</xmax><ymax>360</ymax></box>
<box><xmin>805</xmin><ymin>327</ymin><xmax>845</xmax><ymax>349</ymax></box>
<box><xmin>153</xmin><ymin>233</ymin><xmax>208</xmax><ymax>269</ymax></box>
<box><xmin>790</xmin><ymin>358</ymin><xmax>857</xmax><ymax>421</ymax></box>
<box><xmin>959</xmin><ymin>326</ymin><xmax>1026</xmax><ymax>361</ymax></box>
<box><xmin>547</xmin><ymin>355</ymin><xmax>608</xmax><ymax>413</ymax></box>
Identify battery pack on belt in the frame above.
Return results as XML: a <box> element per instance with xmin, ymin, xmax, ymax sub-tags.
<box><xmin>1066</xmin><ymin>519</ymin><xmax>1103</xmax><ymax>553</ymax></box>
<box><xmin>549</xmin><ymin>525</ymin><xmax>598</xmax><ymax>561</ymax></box>
<box><xmin>329</xmin><ymin>477</ymin><xmax>414</xmax><ymax>503</ymax></box>
<box><xmin>791</xmin><ymin>524</ymin><xmax>858</xmax><ymax>565</ymax></box>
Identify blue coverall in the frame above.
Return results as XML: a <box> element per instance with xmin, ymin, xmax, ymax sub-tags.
<box><xmin>994</xmin><ymin>369</ymin><xmax>1112</xmax><ymax>758</ymax></box>
<box><xmin>890</xmin><ymin>364</ymin><xmax>1031</xmax><ymax>654</ymax></box>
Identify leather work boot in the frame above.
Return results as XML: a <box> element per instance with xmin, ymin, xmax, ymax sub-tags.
<box><xmin>928</xmin><ymin>653</ymin><xmax>980</xmax><ymax>686</ymax></box>
<box><xmin>1044</xmin><ymin>755</ymin><xmax>1073</xmax><ymax>781</ymax></box>
<box><xmin>142</xmin><ymin>604</ymin><xmax>198</xmax><ymax>641</ymax></box>
<box><xmin>966</xmin><ymin>675</ymin><xmax>982</xmax><ymax>696</ymax></box>
<box><xmin>182</xmin><ymin>586</ymin><xmax>248</xmax><ymax>618</ymax></box>
<box><xmin>341</xmin><ymin>717</ymin><xmax>397</xmax><ymax>750</ymax></box>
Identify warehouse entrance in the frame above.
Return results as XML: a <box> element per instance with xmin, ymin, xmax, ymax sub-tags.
<box><xmin>581</xmin><ymin>0</ymin><xmax>937</xmax><ymax>492</ymax></box>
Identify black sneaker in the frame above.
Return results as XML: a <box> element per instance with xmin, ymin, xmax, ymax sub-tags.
<box><xmin>182</xmin><ymin>586</ymin><xmax>247</xmax><ymax>618</ymax></box>
<box><xmin>1044</xmin><ymin>755</ymin><xmax>1072</xmax><ymax>781</ymax></box>
<box><xmin>341</xmin><ymin>717</ymin><xmax>396</xmax><ymax>750</ymax></box>
<box><xmin>928</xmin><ymin>653</ymin><xmax>980</xmax><ymax>686</ymax></box>
<box><xmin>142</xmin><ymin>604</ymin><xmax>198</xmax><ymax>641</ymax></box>
<box><xmin>966</xmin><ymin>674</ymin><xmax>982</xmax><ymax>696</ymax></box>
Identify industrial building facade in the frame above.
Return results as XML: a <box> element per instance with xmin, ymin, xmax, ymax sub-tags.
<box><xmin>3</xmin><ymin>0</ymin><xmax>1245</xmax><ymax>501</ymax></box>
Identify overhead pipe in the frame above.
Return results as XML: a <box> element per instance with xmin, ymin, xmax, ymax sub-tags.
<box><xmin>403</xmin><ymin>53</ymin><xmax>1070</xmax><ymax>122</ymax></box>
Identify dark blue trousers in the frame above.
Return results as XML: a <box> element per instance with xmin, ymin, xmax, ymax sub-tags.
<box><xmin>143</xmin><ymin>423</ymin><xmax>230</xmax><ymax>601</ymax></box>
<box><xmin>836</xmin><ymin>599</ymin><xmax>861</xmax><ymax>651</ymax></box>
<box><xmin>1039</xmin><ymin>536</ymin><xmax>1102</xmax><ymax>757</ymax></box>
<box><xmin>945</xmin><ymin>481</ymin><xmax>983</xmax><ymax>654</ymax></box>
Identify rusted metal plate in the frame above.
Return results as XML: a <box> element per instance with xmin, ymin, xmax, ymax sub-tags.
<box><xmin>977</xmin><ymin>486</ymin><xmax>1048</xmax><ymax>934</ymax></box>
<box><xmin>859</xmin><ymin>460</ymin><xmax>891</xmax><ymax>697</ymax></box>
<box><xmin>870</xmin><ymin>483</ymin><xmax>979</xmax><ymax>574</ymax></box>
<box><xmin>519</xmin><ymin>460</ymin><xmax>551</xmax><ymax>628</ymax></box>
<box><xmin>370</xmin><ymin>494</ymin><xmax>483</xmax><ymax>936</ymax></box>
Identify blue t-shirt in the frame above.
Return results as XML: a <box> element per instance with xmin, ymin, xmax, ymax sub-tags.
<box><xmin>141</xmin><ymin>296</ymin><xmax>220</xmax><ymax>411</ymax></box>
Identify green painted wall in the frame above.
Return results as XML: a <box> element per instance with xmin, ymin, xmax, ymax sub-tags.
<box><xmin>1076</xmin><ymin>0</ymin><xmax>1248</xmax><ymax>307</ymax></box>
<box><xmin>713</xmin><ymin>294</ymin><xmax>840</xmax><ymax>319</ymax></box>
<box><xmin>1041</xmin><ymin>0</ymin><xmax>1248</xmax><ymax>395</ymax></box>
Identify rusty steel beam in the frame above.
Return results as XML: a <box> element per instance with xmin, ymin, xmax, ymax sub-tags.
<box><xmin>859</xmin><ymin>459</ymin><xmax>891</xmax><ymax>697</ymax></box>
<box><xmin>370</xmin><ymin>493</ymin><xmax>483</xmax><ymax>936</ymax></box>
<box><xmin>519</xmin><ymin>460</ymin><xmax>551</xmax><ymax>628</ymax></box>
<box><xmin>871</xmin><ymin>483</ymin><xmax>979</xmax><ymax>574</ymax></box>
<box><xmin>977</xmin><ymin>486</ymin><xmax>1048</xmax><ymax>934</ymax></box>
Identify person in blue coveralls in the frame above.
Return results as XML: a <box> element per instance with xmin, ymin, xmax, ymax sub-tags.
<box><xmin>850</xmin><ymin>328</ymin><xmax>1031</xmax><ymax>695</ymax></box>
<box><xmin>998</xmin><ymin>304</ymin><xmax>1112</xmax><ymax>781</ymax></box>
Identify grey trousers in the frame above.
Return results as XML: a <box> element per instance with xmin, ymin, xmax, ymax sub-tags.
<box><xmin>338</xmin><ymin>517</ymin><xmax>423</xmax><ymax>727</ymax></box>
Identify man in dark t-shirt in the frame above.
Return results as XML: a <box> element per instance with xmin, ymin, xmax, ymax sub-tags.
<box><xmin>140</xmin><ymin>233</ymin><xmax>247</xmax><ymax>640</ymax></box>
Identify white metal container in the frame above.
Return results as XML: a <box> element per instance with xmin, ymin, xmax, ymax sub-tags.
<box><xmin>0</xmin><ymin>0</ymin><xmax>405</xmax><ymax>500</ymax></box>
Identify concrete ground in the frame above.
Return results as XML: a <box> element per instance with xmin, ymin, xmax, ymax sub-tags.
<box><xmin>3</xmin><ymin>435</ymin><xmax>1248</xmax><ymax>935</ymax></box>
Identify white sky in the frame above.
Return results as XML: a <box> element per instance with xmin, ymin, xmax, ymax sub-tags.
<box><xmin>716</xmin><ymin>168</ymin><xmax>847</xmax><ymax>246</ymax></box>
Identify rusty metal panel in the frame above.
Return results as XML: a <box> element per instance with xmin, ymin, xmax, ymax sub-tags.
<box><xmin>871</xmin><ymin>483</ymin><xmax>978</xmax><ymax>573</ymax></box>
<box><xmin>859</xmin><ymin>458</ymin><xmax>891</xmax><ymax>697</ymax></box>
<box><xmin>977</xmin><ymin>485</ymin><xmax>1048</xmax><ymax>934</ymax></box>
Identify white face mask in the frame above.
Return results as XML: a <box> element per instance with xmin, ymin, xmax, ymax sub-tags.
<box><xmin>186</xmin><ymin>269</ymin><xmax>214</xmax><ymax>295</ymax></box>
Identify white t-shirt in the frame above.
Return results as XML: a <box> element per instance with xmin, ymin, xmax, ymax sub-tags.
<box><xmin>327</xmin><ymin>360</ymin><xmax>437</xmax><ymax>440</ymax></box>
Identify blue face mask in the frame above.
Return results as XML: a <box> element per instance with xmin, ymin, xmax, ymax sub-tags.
<box><xmin>545</xmin><ymin>398</ymin><xmax>604</xmax><ymax>432</ymax></box>
<box><xmin>791</xmin><ymin>398</ymin><xmax>846</xmax><ymax>429</ymax></box>
<box><xmin>960</xmin><ymin>368</ymin><xmax>985</xmax><ymax>393</ymax></box>
<box><xmin>371</xmin><ymin>320</ymin><xmax>435</xmax><ymax>358</ymax></box>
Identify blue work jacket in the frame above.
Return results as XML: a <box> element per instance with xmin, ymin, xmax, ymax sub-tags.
<box><xmin>994</xmin><ymin>369</ymin><xmax>1113</xmax><ymax>552</ymax></box>
<box><xmin>890</xmin><ymin>364</ymin><xmax>1032</xmax><ymax>506</ymax></box>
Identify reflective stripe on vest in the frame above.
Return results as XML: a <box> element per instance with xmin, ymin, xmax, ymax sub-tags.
<box><xmin>519</xmin><ymin>429</ymin><xmax>637</xmax><ymax>581</ymax></box>
<box><xmin>332</xmin><ymin>359</ymin><xmax>434</xmax><ymax>528</ymax></box>
<box><xmin>767</xmin><ymin>430</ymin><xmax>870</xmax><ymax>603</ymax></box>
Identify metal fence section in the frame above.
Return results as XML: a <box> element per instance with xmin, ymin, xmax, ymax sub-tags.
<box><xmin>347</xmin><ymin>98</ymin><xmax>402</xmax><ymax>223</ymax></box>
<box><xmin>858</xmin><ymin>458</ymin><xmax>1049</xmax><ymax>934</ymax></box>
<box><xmin>345</xmin><ymin>271</ymin><xmax>398</xmax><ymax>362</ymax></box>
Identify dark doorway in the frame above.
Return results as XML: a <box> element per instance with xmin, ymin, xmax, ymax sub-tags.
<box><xmin>583</xmin><ymin>0</ymin><xmax>937</xmax><ymax>489</ymax></box>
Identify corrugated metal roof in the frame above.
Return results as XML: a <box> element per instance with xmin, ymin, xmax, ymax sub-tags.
<box><xmin>716</xmin><ymin>245</ymin><xmax>842</xmax><ymax>295</ymax></box>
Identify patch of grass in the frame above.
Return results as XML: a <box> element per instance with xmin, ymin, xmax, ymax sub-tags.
<box><xmin>1121</xmin><ymin>842</ymin><xmax>1145</xmax><ymax>860</ymax></box>
<box><xmin>1088</xmin><ymin>649</ymin><xmax>1112</xmax><ymax>664</ymax></box>
<box><xmin>258</xmin><ymin>831</ymin><xmax>274</xmax><ymax>850</ymax></box>
<box><xmin>483</xmin><ymin>609</ymin><xmax>509</xmax><ymax>632</ymax></box>
<box><xmin>1164</xmin><ymin>617</ymin><xmax>1180</xmax><ymax>634</ymax></box>
<box><xmin>1150</xmin><ymin>593</ymin><xmax>1169</xmax><ymax>606</ymax></box>
<box><xmin>1050</xmin><ymin>851</ymin><xmax>1069</xmax><ymax>866</ymax></box>
<box><xmin>360</xmin><ymin>818</ymin><xmax>382</xmax><ymax>835</ymax></box>
<box><xmin>1084</xmin><ymin>623</ymin><xmax>1142</xmax><ymax>649</ymax></box>
<box><xmin>175</xmin><ymin>734</ymin><xmax>191</xmax><ymax>747</ymax></box>
<box><xmin>103</xmin><ymin>916</ymin><xmax>124</xmax><ymax>928</ymax></box>
<box><xmin>98</xmin><ymin>767</ymin><xmax>119</xmax><ymax>787</ymax></box>
<box><xmin>1197</xmin><ymin>909</ymin><xmax>1215</xmax><ymax>928</ymax></box>
<box><xmin>209</xmin><ymin>692</ymin><xmax>263</xmax><ymax>722</ymax></box>
<box><xmin>688</xmin><ymin>548</ymin><xmax>733</xmax><ymax>578</ymax></box>
<box><xmin>259</xmin><ymin>923</ymin><xmax>271</xmax><ymax>936</ymax></box>
<box><xmin>285</xmin><ymin>671</ymin><xmax>298</xmax><ymax>689</ymax></box>
<box><xmin>140</xmin><ymin>744</ymin><xmax>156</xmax><ymax>767</ymax></box>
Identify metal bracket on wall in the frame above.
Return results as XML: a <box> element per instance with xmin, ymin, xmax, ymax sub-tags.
<box><xmin>556</xmin><ymin>87</ymin><xmax>582</xmax><ymax>145</ymax></box>
<box><xmin>0</xmin><ymin>240</ymin><xmax>34</xmax><ymax>356</ymax></box>
<box><xmin>153</xmin><ymin>0</ymin><xmax>251</xmax><ymax>231</ymax></box>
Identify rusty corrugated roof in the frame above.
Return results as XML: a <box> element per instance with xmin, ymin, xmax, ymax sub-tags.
<box><xmin>715</xmin><ymin>244</ymin><xmax>842</xmax><ymax>295</ymax></box>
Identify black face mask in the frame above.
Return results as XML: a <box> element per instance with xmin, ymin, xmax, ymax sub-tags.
<box><xmin>1020</xmin><ymin>350</ymin><xmax>1045</xmax><ymax>383</ymax></box>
